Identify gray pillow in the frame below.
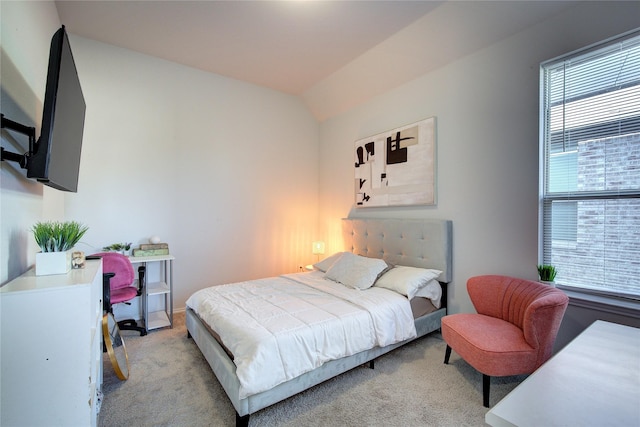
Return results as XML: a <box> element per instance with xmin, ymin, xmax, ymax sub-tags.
<box><xmin>324</xmin><ymin>252</ymin><xmax>389</xmax><ymax>290</ymax></box>
<box><xmin>313</xmin><ymin>252</ymin><xmax>345</xmax><ymax>272</ymax></box>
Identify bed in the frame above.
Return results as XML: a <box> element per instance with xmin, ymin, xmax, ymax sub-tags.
<box><xmin>185</xmin><ymin>218</ymin><xmax>453</xmax><ymax>426</ymax></box>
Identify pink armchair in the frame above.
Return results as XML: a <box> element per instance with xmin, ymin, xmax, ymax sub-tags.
<box><xmin>442</xmin><ymin>275</ymin><xmax>569</xmax><ymax>407</ymax></box>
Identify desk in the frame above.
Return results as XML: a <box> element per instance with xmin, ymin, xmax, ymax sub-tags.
<box><xmin>486</xmin><ymin>320</ymin><xmax>640</xmax><ymax>427</ymax></box>
<box><xmin>128</xmin><ymin>254</ymin><xmax>174</xmax><ymax>332</ymax></box>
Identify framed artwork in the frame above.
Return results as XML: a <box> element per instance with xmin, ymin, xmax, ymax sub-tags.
<box><xmin>355</xmin><ymin>117</ymin><xmax>436</xmax><ymax>208</ymax></box>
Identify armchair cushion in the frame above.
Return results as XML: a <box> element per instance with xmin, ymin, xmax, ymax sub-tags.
<box><xmin>442</xmin><ymin>313</ymin><xmax>537</xmax><ymax>376</ymax></box>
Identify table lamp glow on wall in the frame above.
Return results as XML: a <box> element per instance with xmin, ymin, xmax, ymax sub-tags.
<box><xmin>312</xmin><ymin>241</ymin><xmax>325</xmax><ymax>262</ymax></box>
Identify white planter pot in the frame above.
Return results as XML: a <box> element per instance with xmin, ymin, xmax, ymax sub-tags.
<box><xmin>36</xmin><ymin>251</ymin><xmax>72</xmax><ymax>276</ymax></box>
<box><xmin>540</xmin><ymin>280</ymin><xmax>556</xmax><ymax>287</ymax></box>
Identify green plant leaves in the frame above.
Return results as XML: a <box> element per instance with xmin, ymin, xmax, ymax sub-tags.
<box><xmin>537</xmin><ymin>264</ymin><xmax>557</xmax><ymax>282</ymax></box>
<box><xmin>31</xmin><ymin>221</ymin><xmax>89</xmax><ymax>252</ymax></box>
<box><xmin>102</xmin><ymin>242</ymin><xmax>132</xmax><ymax>251</ymax></box>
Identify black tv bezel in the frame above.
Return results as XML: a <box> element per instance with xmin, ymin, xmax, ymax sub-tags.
<box><xmin>1</xmin><ymin>25</ymin><xmax>86</xmax><ymax>193</ymax></box>
<box><xmin>27</xmin><ymin>25</ymin><xmax>86</xmax><ymax>192</ymax></box>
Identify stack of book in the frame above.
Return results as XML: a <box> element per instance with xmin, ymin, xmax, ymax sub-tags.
<box><xmin>132</xmin><ymin>243</ymin><xmax>169</xmax><ymax>257</ymax></box>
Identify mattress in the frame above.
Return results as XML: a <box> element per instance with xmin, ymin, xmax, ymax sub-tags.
<box><xmin>410</xmin><ymin>296</ymin><xmax>438</xmax><ymax>318</ymax></box>
<box><xmin>186</xmin><ymin>271</ymin><xmax>418</xmax><ymax>398</ymax></box>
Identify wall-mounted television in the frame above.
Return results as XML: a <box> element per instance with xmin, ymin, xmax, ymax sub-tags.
<box><xmin>1</xmin><ymin>25</ymin><xmax>85</xmax><ymax>192</ymax></box>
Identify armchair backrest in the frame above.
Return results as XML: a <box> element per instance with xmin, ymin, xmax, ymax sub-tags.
<box><xmin>467</xmin><ymin>275</ymin><xmax>569</xmax><ymax>368</ymax></box>
<box><xmin>93</xmin><ymin>252</ymin><xmax>135</xmax><ymax>290</ymax></box>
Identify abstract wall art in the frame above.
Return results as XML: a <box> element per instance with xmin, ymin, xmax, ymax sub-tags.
<box><xmin>355</xmin><ymin>117</ymin><xmax>436</xmax><ymax>208</ymax></box>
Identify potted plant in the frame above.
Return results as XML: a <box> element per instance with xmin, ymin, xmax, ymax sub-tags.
<box><xmin>103</xmin><ymin>242</ymin><xmax>132</xmax><ymax>255</ymax></box>
<box><xmin>537</xmin><ymin>264</ymin><xmax>557</xmax><ymax>286</ymax></box>
<box><xmin>32</xmin><ymin>220</ymin><xmax>89</xmax><ymax>275</ymax></box>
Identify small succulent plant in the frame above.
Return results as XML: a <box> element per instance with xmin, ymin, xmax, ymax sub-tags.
<box><xmin>537</xmin><ymin>264</ymin><xmax>557</xmax><ymax>282</ymax></box>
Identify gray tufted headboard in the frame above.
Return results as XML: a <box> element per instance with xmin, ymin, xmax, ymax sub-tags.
<box><xmin>342</xmin><ymin>218</ymin><xmax>452</xmax><ymax>283</ymax></box>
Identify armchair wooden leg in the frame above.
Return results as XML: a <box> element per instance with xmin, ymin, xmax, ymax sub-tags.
<box><xmin>444</xmin><ymin>344</ymin><xmax>452</xmax><ymax>364</ymax></box>
<box><xmin>483</xmin><ymin>374</ymin><xmax>491</xmax><ymax>408</ymax></box>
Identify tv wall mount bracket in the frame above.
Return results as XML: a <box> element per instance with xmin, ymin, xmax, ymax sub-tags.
<box><xmin>1</xmin><ymin>113</ymin><xmax>36</xmax><ymax>169</ymax></box>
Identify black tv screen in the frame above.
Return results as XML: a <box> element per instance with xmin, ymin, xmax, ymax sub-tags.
<box><xmin>27</xmin><ymin>26</ymin><xmax>85</xmax><ymax>192</ymax></box>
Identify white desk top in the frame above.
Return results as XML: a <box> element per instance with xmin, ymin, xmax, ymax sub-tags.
<box><xmin>486</xmin><ymin>320</ymin><xmax>640</xmax><ymax>427</ymax></box>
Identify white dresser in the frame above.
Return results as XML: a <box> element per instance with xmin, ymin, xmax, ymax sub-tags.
<box><xmin>0</xmin><ymin>259</ymin><xmax>103</xmax><ymax>427</ymax></box>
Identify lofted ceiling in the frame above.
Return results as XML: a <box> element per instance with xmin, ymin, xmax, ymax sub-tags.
<box><xmin>55</xmin><ymin>0</ymin><xmax>579</xmax><ymax>120</ymax></box>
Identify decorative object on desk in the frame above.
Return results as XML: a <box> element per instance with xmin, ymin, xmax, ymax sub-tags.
<box><xmin>149</xmin><ymin>235</ymin><xmax>161</xmax><ymax>244</ymax></box>
<box><xmin>35</xmin><ymin>251</ymin><xmax>73</xmax><ymax>276</ymax></box>
<box><xmin>537</xmin><ymin>264</ymin><xmax>557</xmax><ymax>286</ymax></box>
<box><xmin>355</xmin><ymin>117</ymin><xmax>436</xmax><ymax>208</ymax></box>
<box><xmin>140</xmin><ymin>243</ymin><xmax>168</xmax><ymax>250</ymax></box>
<box><xmin>71</xmin><ymin>251</ymin><xmax>85</xmax><ymax>269</ymax></box>
<box><xmin>133</xmin><ymin>243</ymin><xmax>169</xmax><ymax>257</ymax></box>
<box><xmin>102</xmin><ymin>242</ymin><xmax>132</xmax><ymax>255</ymax></box>
<box><xmin>32</xmin><ymin>220</ymin><xmax>89</xmax><ymax>275</ymax></box>
<box><xmin>102</xmin><ymin>313</ymin><xmax>130</xmax><ymax>380</ymax></box>
<box><xmin>312</xmin><ymin>241</ymin><xmax>325</xmax><ymax>262</ymax></box>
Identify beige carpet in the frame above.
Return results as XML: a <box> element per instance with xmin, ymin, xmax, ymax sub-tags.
<box><xmin>98</xmin><ymin>312</ymin><xmax>525</xmax><ymax>427</ymax></box>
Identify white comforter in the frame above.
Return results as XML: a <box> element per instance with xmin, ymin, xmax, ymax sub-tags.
<box><xmin>186</xmin><ymin>271</ymin><xmax>417</xmax><ymax>398</ymax></box>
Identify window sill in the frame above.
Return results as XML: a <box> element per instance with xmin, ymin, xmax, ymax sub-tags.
<box><xmin>559</xmin><ymin>286</ymin><xmax>640</xmax><ymax>319</ymax></box>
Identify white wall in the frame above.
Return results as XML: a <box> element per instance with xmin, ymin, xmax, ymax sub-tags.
<box><xmin>1</xmin><ymin>2</ymin><xmax>320</xmax><ymax>315</ymax></box>
<box><xmin>317</xmin><ymin>2</ymin><xmax>640</xmax><ymax>315</ymax></box>
<box><xmin>0</xmin><ymin>1</ymin><xmax>63</xmax><ymax>283</ymax></box>
<box><xmin>64</xmin><ymin>37</ymin><xmax>319</xmax><ymax>310</ymax></box>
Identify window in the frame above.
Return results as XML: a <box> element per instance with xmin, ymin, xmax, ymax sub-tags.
<box><xmin>540</xmin><ymin>30</ymin><xmax>640</xmax><ymax>299</ymax></box>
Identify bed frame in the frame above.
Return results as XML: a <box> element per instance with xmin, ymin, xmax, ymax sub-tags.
<box><xmin>186</xmin><ymin>218</ymin><xmax>453</xmax><ymax>426</ymax></box>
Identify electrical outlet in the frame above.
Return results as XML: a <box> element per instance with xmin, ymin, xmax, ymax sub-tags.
<box><xmin>298</xmin><ymin>265</ymin><xmax>303</xmax><ymax>271</ymax></box>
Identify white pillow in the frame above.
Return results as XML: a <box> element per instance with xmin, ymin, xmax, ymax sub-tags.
<box><xmin>313</xmin><ymin>252</ymin><xmax>345</xmax><ymax>272</ymax></box>
<box><xmin>414</xmin><ymin>280</ymin><xmax>442</xmax><ymax>308</ymax></box>
<box><xmin>374</xmin><ymin>266</ymin><xmax>442</xmax><ymax>299</ymax></box>
<box><xmin>324</xmin><ymin>252</ymin><xmax>389</xmax><ymax>290</ymax></box>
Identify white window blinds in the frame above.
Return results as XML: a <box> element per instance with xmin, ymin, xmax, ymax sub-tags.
<box><xmin>540</xmin><ymin>30</ymin><xmax>640</xmax><ymax>298</ymax></box>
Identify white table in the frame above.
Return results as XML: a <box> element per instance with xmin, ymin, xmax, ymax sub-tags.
<box><xmin>486</xmin><ymin>320</ymin><xmax>640</xmax><ymax>427</ymax></box>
